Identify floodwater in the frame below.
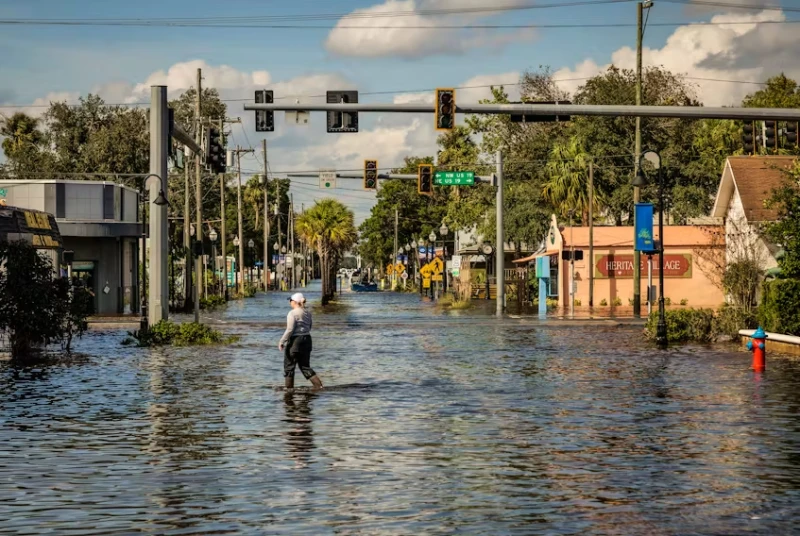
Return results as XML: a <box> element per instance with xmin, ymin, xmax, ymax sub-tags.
<box><xmin>2</xmin><ymin>284</ymin><xmax>800</xmax><ymax>535</ymax></box>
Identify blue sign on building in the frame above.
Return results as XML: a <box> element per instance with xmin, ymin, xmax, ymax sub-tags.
<box><xmin>634</xmin><ymin>203</ymin><xmax>655</xmax><ymax>253</ymax></box>
<box><xmin>418</xmin><ymin>247</ymin><xmax>427</xmax><ymax>254</ymax></box>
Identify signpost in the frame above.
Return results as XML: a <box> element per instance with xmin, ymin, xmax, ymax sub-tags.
<box><xmin>594</xmin><ymin>253</ymin><xmax>692</xmax><ymax>279</ymax></box>
<box><xmin>319</xmin><ymin>170</ymin><xmax>336</xmax><ymax>189</ymax></box>
<box><xmin>434</xmin><ymin>171</ymin><xmax>475</xmax><ymax>186</ymax></box>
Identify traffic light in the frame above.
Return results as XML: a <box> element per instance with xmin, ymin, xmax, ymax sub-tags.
<box><xmin>327</xmin><ymin>91</ymin><xmax>359</xmax><ymax>133</ymax></box>
<box><xmin>764</xmin><ymin>120</ymin><xmax>777</xmax><ymax>152</ymax></box>
<box><xmin>205</xmin><ymin>127</ymin><xmax>225</xmax><ymax>173</ymax></box>
<box><xmin>418</xmin><ymin>164</ymin><xmax>433</xmax><ymax>196</ymax></box>
<box><xmin>255</xmin><ymin>90</ymin><xmax>274</xmax><ymax>132</ymax></box>
<box><xmin>785</xmin><ymin>122</ymin><xmax>798</xmax><ymax>148</ymax></box>
<box><xmin>435</xmin><ymin>88</ymin><xmax>455</xmax><ymax>131</ymax></box>
<box><xmin>742</xmin><ymin>121</ymin><xmax>756</xmax><ymax>155</ymax></box>
<box><xmin>364</xmin><ymin>159</ymin><xmax>378</xmax><ymax>190</ymax></box>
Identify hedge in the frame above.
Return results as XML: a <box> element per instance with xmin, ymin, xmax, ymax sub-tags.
<box><xmin>759</xmin><ymin>279</ymin><xmax>800</xmax><ymax>336</ymax></box>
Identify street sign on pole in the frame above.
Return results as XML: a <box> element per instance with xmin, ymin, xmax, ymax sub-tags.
<box><xmin>319</xmin><ymin>170</ymin><xmax>336</xmax><ymax>189</ymax></box>
<box><xmin>434</xmin><ymin>171</ymin><xmax>475</xmax><ymax>186</ymax></box>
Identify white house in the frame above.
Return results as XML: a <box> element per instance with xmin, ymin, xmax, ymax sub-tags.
<box><xmin>711</xmin><ymin>156</ymin><xmax>796</xmax><ymax>277</ymax></box>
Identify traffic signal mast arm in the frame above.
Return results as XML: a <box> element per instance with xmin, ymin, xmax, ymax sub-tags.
<box><xmin>245</xmin><ymin>101</ymin><xmax>800</xmax><ymax>121</ymax></box>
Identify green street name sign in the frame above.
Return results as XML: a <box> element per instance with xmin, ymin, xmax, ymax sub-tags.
<box><xmin>434</xmin><ymin>171</ymin><xmax>475</xmax><ymax>186</ymax></box>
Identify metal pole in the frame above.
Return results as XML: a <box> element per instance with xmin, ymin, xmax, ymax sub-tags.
<box><xmin>140</xmin><ymin>194</ymin><xmax>147</xmax><ymax>332</ymax></box>
<box><xmin>220</xmin><ymin>170</ymin><xmax>228</xmax><ymax>301</ymax></box>
<box><xmin>184</xmin><ymin>148</ymin><xmax>192</xmax><ymax>312</ymax></box>
<box><xmin>656</xmin><ymin>165</ymin><xmax>668</xmax><ymax>348</ymax></box>
<box><xmin>633</xmin><ymin>1</ymin><xmax>644</xmax><ymax>319</ymax></box>
<box><xmin>148</xmin><ymin>86</ymin><xmax>169</xmax><ymax>325</ymax></box>
<box><xmin>290</xmin><ymin>194</ymin><xmax>295</xmax><ymax>290</ymax></box>
<box><xmin>244</xmin><ymin>102</ymin><xmax>800</xmax><ymax>121</ymax></box>
<box><xmin>648</xmin><ymin>254</ymin><xmax>653</xmax><ymax>315</ymax></box>
<box><xmin>496</xmin><ymin>150</ymin><xmax>505</xmax><ymax>317</ymax></box>
<box><xmin>268</xmin><ymin>139</ymin><xmax>270</xmax><ymax>292</ymax></box>
<box><xmin>193</xmin><ymin>68</ymin><xmax>202</xmax><ymax>324</ymax></box>
<box><xmin>570</xmin><ymin>213</ymin><xmax>575</xmax><ymax>319</ymax></box>
<box><xmin>277</xmin><ymin>181</ymin><xmax>282</xmax><ymax>290</ymax></box>
<box><xmin>588</xmin><ymin>161</ymin><xmax>594</xmax><ymax>309</ymax></box>
<box><xmin>236</xmin><ymin>146</ymin><xmax>245</xmax><ymax>296</ymax></box>
<box><xmin>394</xmin><ymin>207</ymin><xmax>398</xmax><ymax>291</ymax></box>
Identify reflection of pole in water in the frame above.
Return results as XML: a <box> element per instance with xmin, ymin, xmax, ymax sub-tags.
<box><xmin>283</xmin><ymin>392</ymin><xmax>315</xmax><ymax>468</ymax></box>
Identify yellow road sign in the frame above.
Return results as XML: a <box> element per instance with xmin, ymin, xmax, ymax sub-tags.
<box><xmin>431</xmin><ymin>274</ymin><xmax>443</xmax><ymax>282</ymax></box>
<box><xmin>420</xmin><ymin>263</ymin><xmax>434</xmax><ymax>277</ymax></box>
<box><xmin>395</xmin><ymin>263</ymin><xmax>406</xmax><ymax>273</ymax></box>
<box><xmin>423</xmin><ymin>278</ymin><xmax>431</xmax><ymax>289</ymax></box>
<box><xmin>431</xmin><ymin>258</ymin><xmax>444</xmax><ymax>274</ymax></box>
<box><xmin>386</xmin><ymin>263</ymin><xmax>395</xmax><ymax>275</ymax></box>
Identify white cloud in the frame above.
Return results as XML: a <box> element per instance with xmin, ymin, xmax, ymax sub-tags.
<box><xmin>552</xmin><ymin>9</ymin><xmax>796</xmax><ymax>106</ymax></box>
<box><xmin>324</xmin><ymin>0</ymin><xmax>535</xmax><ymax>58</ymax></box>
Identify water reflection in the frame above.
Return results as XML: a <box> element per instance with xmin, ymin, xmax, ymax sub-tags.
<box><xmin>1</xmin><ymin>290</ymin><xmax>800</xmax><ymax>534</ymax></box>
<box><xmin>282</xmin><ymin>391</ymin><xmax>316</xmax><ymax>468</ymax></box>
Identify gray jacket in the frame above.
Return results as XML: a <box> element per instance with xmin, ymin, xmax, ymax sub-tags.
<box><xmin>279</xmin><ymin>307</ymin><xmax>312</xmax><ymax>347</ymax></box>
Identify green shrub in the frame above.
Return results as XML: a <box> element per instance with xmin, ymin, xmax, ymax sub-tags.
<box><xmin>126</xmin><ymin>320</ymin><xmax>236</xmax><ymax>347</ymax></box>
<box><xmin>546</xmin><ymin>298</ymin><xmax>559</xmax><ymax>308</ymax></box>
<box><xmin>665</xmin><ymin>297</ymin><xmax>672</xmax><ymax>306</ymax></box>
<box><xmin>600</xmin><ymin>298</ymin><xmax>608</xmax><ymax>306</ymax></box>
<box><xmin>612</xmin><ymin>297</ymin><xmax>622</xmax><ymax>307</ymax></box>
<box><xmin>645</xmin><ymin>308</ymin><xmax>714</xmax><ymax>343</ymax></box>
<box><xmin>680</xmin><ymin>299</ymin><xmax>689</xmax><ymax>306</ymax></box>
<box><xmin>713</xmin><ymin>304</ymin><xmax>758</xmax><ymax>340</ymax></box>
<box><xmin>574</xmin><ymin>299</ymin><xmax>581</xmax><ymax>306</ymax></box>
<box><xmin>759</xmin><ymin>279</ymin><xmax>800</xmax><ymax>336</ymax></box>
<box><xmin>200</xmin><ymin>295</ymin><xmax>226</xmax><ymax>310</ymax></box>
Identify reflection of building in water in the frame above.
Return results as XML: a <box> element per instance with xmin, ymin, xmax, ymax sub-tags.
<box><xmin>282</xmin><ymin>392</ymin><xmax>315</xmax><ymax>468</ymax></box>
<box><xmin>142</xmin><ymin>349</ymin><xmax>231</xmax><ymax>532</ymax></box>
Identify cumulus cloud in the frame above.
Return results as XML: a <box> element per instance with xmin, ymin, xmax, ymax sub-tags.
<box><xmin>325</xmin><ymin>0</ymin><xmax>535</xmax><ymax>58</ymax></box>
<box><xmin>552</xmin><ymin>9</ymin><xmax>795</xmax><ymax>106</ymax></box>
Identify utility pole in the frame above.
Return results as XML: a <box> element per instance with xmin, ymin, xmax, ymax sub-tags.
<box><xmin>496</xmin><ymin>150</ymin><xmax>504</xmax><ymax>317</ymax></box>
<box><xmin>218</xmin><ymin>119</ymin><xmax>227</xmax><ymax>301</ymax></box>
<box><xmin>589</xmin><ymin>161</ymin><xmax>595</xmax><ymax>309</ymax></box>
<box><xmin>290</xmin><ymin>193</ymin><xmax>296</xmax><ymax>289</ymax></box>
<box><xmin>183</xmin><ymin>146</ymin><xmax>192</xmax><ymax>311</ymax></box>
<box><xmin>633</xmin><ymin>0</ymin><xmax>644</xmax><ymax>318</ymax></box>
<box><xmin>276</xmin><ymin>181</ymin><xmax>282</xmax><ymax>290</ymax></box>
<box><xmin>233</xmin><ymin>145</ymin><xmax>254</xmax><ymax>295</ymax></box>
<box><xmin>394</xmin><ymin>207</ymin><xmax>398</xmax><ymax>291</ymax></box>
<box><xmin>194</xmin><ymin>67</ymin><xmax>203</xmax><ymax>324</ymax></box>
<box><xmin>262</xmin><ymin>138</ymin><xmax>270</xmax><ymax>292</ymax></box>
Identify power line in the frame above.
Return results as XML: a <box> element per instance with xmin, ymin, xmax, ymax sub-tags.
<box><xmin>0</xmin><ymin>17</ymin><xmax>796</xmax><ymax>29</ymax></box>
<box><xmin>0</xmin><ymin>1</ymin><xmax>637</xmax><ymax>27</ymax></box>
<box><xmin>0</xmin><ymin>74</ymin><xmax>773</xmax><ymax>110</ymax></box>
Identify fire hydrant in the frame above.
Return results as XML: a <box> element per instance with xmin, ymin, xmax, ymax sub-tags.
<box><xmin>746</xmin><ymin>326</ymin><xmax>768</xmax><ymax>372</ymax></box>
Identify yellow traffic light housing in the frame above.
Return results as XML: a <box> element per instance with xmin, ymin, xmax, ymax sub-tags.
<box><xmin>435</xmin><ymin>88</ymin><xmax>455</xmax><ymax>131</ymax></box>
<box><xmin>418</xmin><ymin>164</ymin><xmax>433</xmax><ymax>196</ymax></box>
<box><xmin>364</xmin><ymin>159</ymin><xmax>378</xmax><ymax>190</ymax></box>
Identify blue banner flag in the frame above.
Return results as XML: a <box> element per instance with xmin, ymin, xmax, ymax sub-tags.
<box><xmin>634</xmin><ymin>203</ymin><xmax>655</xmax><ymax>253</ymax></box>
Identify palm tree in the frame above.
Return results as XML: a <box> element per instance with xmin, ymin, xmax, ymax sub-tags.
<box><xmin>296</xmin><ymin>199</ymin><xmax>357</xmax><ymax>304</ymax></box>
<box><xmin>1</xmin><ymin>112</ymin><xmax>46</xmax><ymax>175</ymax></box>
<box><xmin>543</xmin><ymin>137</ymin><xmax>601</xmax><ymax>224</ymax></box>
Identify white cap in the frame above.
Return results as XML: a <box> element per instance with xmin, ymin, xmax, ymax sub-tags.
<box><xmin>289</xmin><ymin>292</ymin><xmax>305</xmax><ymax>303</ymax></box>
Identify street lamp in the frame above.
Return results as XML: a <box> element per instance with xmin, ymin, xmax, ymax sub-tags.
<box><xmin>635</xmin><ymin>149</ymin><xmax>668</xmax><ymax>349</ymax></box>
<box><xmin>248</xmin><ymin>239</ymin><xmax>255</xmax><ymax>287</ymax></box>
<box><xmin>139</xmin><ymin>174</ymin><xmax>169</xmax><ymax>334</ymax></box>
<box><xmin>209</xmin><ymin>228</ymin><xmax>218</xmax><ymax>296</ymax></box>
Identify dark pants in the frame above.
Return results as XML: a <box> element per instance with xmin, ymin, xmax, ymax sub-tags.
<box><xmin>284</xmin><ymin>334</ymin><xmax>315</xmax><ymax>380</ymax></box>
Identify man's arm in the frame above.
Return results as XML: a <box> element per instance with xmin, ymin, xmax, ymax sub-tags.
<box><xmin>279</xmin><ymin>311</ymin><xmax>295</xmax><ymax>348</ymax></box>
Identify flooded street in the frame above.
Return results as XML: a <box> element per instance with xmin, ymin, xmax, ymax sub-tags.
<box><xmin>2</xmin><ymin>285</ymin><xmax>800</xmax><ymax>534</ymax></box>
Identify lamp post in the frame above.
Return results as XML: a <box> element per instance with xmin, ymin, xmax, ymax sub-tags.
<box><xmin>568</xmin><ymin>209</ymin><xmax>576</xmax><ymax>319</ymax></box>
<box><xmin>209</xmin><ymin>228</ymin><xmax>218</xmax><ymax>297</ymax></box>
<box><xmin>233</xmin><ymin>236</ymin><xmax>240</xmax><ymax>293</ymax></box>
<box><xmin>634</xmin><ymin>150</ymin><xmax>668</xmax><ymax>349</ymax></box>
<box><xmin>139</xmin><ymin>174</ymin><xmax>169</xmax><ymax>333</ymax></box>
<box><xmin>273</xmin><ymin>241</ymin><xmax>279</xmax><ymax>290</ymax></box>
<box><xmin>248</xmin><ymin>239</ymin><xmax>255</xmax><ymax>288</ymax></box>
<box><xmin>439</xmin><ymin>223</ymin><xmax>449</xmax><ymax>293</ymax></box>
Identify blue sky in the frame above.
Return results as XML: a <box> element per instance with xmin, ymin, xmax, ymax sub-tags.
<box><xmin>0</xmin><ymin>0</ymin><xmax>796</xmax><ymax>223</ymax></box>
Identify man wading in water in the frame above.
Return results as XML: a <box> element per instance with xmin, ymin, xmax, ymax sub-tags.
<box><xmin>279</xmin><ymin>293</ymin><xmax>323</xmax><ymax>390</ymax></box>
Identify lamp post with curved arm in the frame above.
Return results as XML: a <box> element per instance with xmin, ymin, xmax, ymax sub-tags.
<box><xmin>139</xmin><ymin>173</ymin><xmax>169</xmax><ymax>333</ymax></box>
<box><xmin>634</xmin><ymin>150</ymin><xmax>668</xmax><ymax>349</ymax></box>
